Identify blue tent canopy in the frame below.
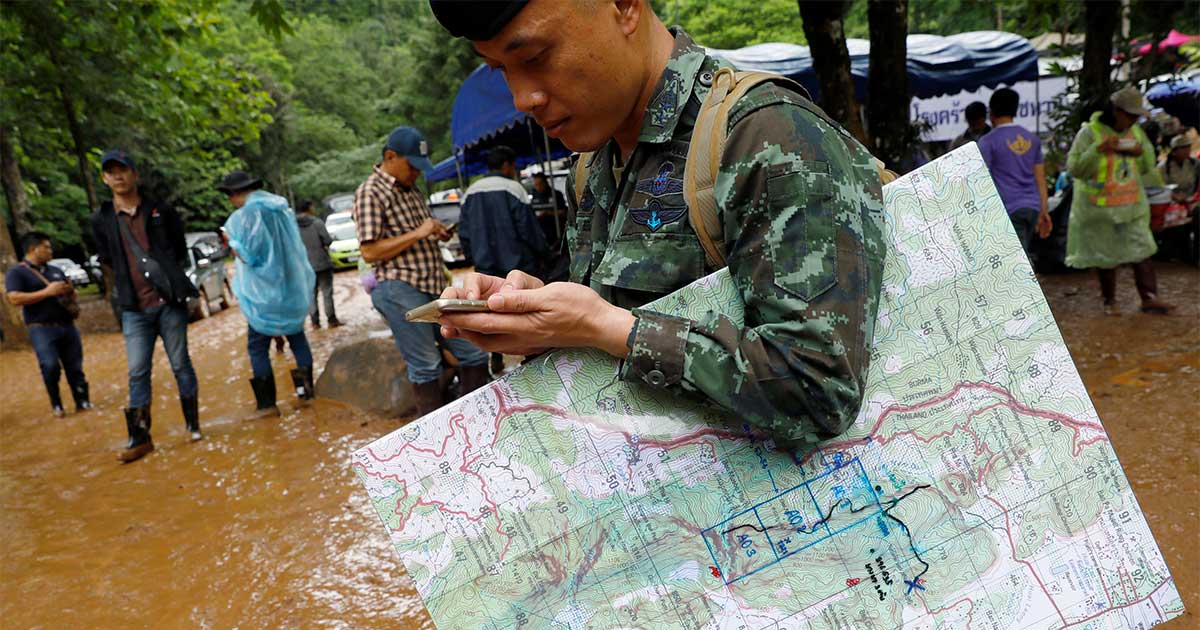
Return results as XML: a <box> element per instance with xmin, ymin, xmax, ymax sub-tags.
<box><xmin>711</xmin><ymin>31</ymin><xmax>1038</xmax><ymax>102</ymax></box>
<box><xmin>429</xmin><ymin>64</ymin><xmax>570</xmax><ymax>184</ymax></box>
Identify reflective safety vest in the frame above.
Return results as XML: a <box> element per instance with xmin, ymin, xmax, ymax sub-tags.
<box><xmin>1078</xmin><ymin>121</ymin><xmax>1145</xmax><ymax>208</ymax></box>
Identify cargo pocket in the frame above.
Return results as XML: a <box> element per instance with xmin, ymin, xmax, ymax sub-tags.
<box><xmin>765</xmin><ymin>161</ymin><xmax>838</xmax><ymax>302</ymax></box>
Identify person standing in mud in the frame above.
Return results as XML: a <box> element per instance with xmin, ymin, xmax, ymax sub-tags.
<box><xmin>5</xmin><ymin>232</ymin><xmax>92</xmax><ymax>416</ymax></box>
<box><xmin>1065</xmin><ymin>87</ymin><xmax>1174</xmax><ymax>316</ymax></box>
<box><xmin>352</xmin><ymin>126</ymin><xmax>491</xmax><ymax>416</ymax></box>
<box><xmin>295</xmin><ymin>200</ymin><xmax>342</xmax><ymax>329</ymax></box>
<box><xmin>91</xmin><ymin>149</ymin><xmax>202</xmax><ymax>463</ymax></box>
<box><xmin>218</xmin><ymin>170</ymin><xmax>317</xmax><ymax>417</ymax></box>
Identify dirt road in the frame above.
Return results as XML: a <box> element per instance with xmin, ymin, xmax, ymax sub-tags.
<box><xmin>1</xmin><ymin>265</ymin><xmax>1196</xmax><ymax>628</ymax></box>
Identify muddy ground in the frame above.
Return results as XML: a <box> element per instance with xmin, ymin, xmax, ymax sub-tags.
<box><xmin>1</xmin><ymin>265</ymin><xmax>1196</xmax><ymax>628</ymax></box>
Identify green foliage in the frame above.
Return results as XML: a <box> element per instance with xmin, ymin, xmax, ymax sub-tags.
<box><xmin>7</xmin><ymin>0</ymin><xmax>1194</xmax><ymax>256</ymax></box>
<box><xmin>289</xmin><ymin>142</ymin><xmax>380</xmax><ymax>205</ymax></box>
<box><xmin>653</xmin><ymin>0</ymin><xmax>807</xmax><ymax>48</ymax></box>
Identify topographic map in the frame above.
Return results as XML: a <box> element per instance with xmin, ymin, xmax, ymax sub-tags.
<box><xmin>354</xmin><ymin>144</ymin><xmax>1182</xmax><ymax>629</ymax></box>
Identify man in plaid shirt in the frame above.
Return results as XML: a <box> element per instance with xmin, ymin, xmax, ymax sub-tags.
<box><xmin>353</xmin><ymin>126</ymin><xmax>491</xmax><ymax>415</ymax></box>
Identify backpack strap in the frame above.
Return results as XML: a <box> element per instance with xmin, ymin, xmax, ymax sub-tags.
<box><xmin>573</xmin><ymin>152</ymin><xmax>593</xmax><ymax>207</ymax></box>
<box><xmin>684</xmin><ymin>68</ymin><xmax>897</xmax><ymax>269</ymax></box>
<box><xmin>571</xmin><ymin>69</ymin><xmax>896</xmax><ymax>271</ymax></box>
<box><xmin>684</xmin><ymin>69</ymin><xmax>798</xmax><ymax>268</ymax></box>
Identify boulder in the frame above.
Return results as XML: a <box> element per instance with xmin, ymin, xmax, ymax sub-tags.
<box><xmin>316</xmin><ymin>336</ymin><xmax>415</xmax><ymax>417</ymax></box>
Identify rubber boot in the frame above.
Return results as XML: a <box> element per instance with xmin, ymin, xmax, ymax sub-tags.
<box><xmin>248</xmin><ymin>375</ymin><xmax>280</xmax><ymax>419</ymax></box>
<box><xmin>1133</xmin><ymin>260</ymin><xmax>1173</xmax><ymax>314</ymax></box>
<box><xmin>412</xmin><ymin>380</ymin><xmax>445</xmax><ymax>417</ymax></box>
<box><xmin>181</xmin><ymin>395</ymin><xmax>202</xmax><ymax>441</ymax></box>
<box><xmin>490</xmin><ymin>352</ymin><xmax>505</xmax><ymax>377</ymax></box>
<box><xmin>118</xmin><ymin>407</ymin><xmax>154</xmax><ymax>463</ymax></box>
<box><xmin>72</xmin><ymin>381</ymin><xmax>92</xmax><ymax>412</ymax></box>
<box><xmin>44</xmin><ymin>376</ymin><xmax>65</xmax><ymax>417</ymax></box>
<box><xmin>290</xmin><ymin>366</ymin><xmax>315</xmax><ymax>401</ymax></box>
<box><xmin>458</xmin><ymin>362</ymin><xmax>492</xmax><ymax>397</ymax></box>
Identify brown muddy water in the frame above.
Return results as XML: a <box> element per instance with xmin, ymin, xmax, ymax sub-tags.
<box><xmin>1</xmin><ymin>265</ymin><xmax>1197</xmax><ymax>628</ymax></box>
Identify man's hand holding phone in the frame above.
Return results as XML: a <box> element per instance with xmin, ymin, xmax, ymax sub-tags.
<box><xmin>437</xmin><ymin>270</ymin><xmax>636</xmax><ymax>358</ymax></box>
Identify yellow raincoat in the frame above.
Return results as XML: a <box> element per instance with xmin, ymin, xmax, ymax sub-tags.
<box><xmin>1065</xmin><ymin>112</ymin><xmax>1163</xmax><ymax>269</ymax></box>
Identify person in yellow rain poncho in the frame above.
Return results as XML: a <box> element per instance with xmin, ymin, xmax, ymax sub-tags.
<box><xmin>1066</xmin><ymin>86</ymin><xmax>1173</xmax><ymax>316</ymax></box>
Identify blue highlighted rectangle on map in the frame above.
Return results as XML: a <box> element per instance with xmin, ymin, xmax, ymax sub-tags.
<box><xmin>701</xmin><ymin>457</ymin><xmax>883</xmax><ymax>585</ymax></box>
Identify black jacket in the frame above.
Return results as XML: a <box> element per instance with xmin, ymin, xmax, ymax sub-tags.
<box><xmin>91</xmin><ymin>198</ymin><xmax>197</xmax><ymax>312</ymax></box>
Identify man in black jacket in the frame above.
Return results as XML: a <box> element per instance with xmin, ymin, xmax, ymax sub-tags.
<box><xmin>90</xmin><ymin>149</ymin><xmax>201</xmax><ymax>463</ymax></box>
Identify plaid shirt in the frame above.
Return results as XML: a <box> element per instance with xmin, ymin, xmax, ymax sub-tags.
<box><xmin>352</xmin><ymin>165</ymin><xmax>445</xmax><ymax>295</ymax></box>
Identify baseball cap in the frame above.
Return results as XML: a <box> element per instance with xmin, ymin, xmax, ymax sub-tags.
<box><xmin>429</xmin><ymin>0</ymin><xmax>529</xmax><ymax>40</ymax></box>
<box><xmin>384</xmin><ymin>126</ymin><xmax>434</xmax><ymax>174</ymax></box>
<box><xmin>100</xmin><ymin>149</ymin><xmax>135</xmax><ymax>170</ymax></box>
<box><xmin>1110</xmin><ymin>86</ymin><xmax>1149</xmax><ymax>117</ymax></box>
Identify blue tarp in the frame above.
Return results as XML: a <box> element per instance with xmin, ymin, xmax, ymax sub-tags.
<box><xmin>710</xmin><ymin>31</ymin><xmax>1038</xmax><ymax>102</ymax></box>
<box><xmin>1146</xmin><ymin>74</ymin><xmax>1200</xmax><ymax>130</ymax></box>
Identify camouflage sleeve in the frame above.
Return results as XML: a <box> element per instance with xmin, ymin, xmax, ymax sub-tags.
<box><xmin>621</xmin><ymin>93</ymin><xmax>886</xmax><ymax>450</ymax></box>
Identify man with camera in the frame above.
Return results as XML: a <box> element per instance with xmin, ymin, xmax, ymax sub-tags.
<box><xmin>5</xmin><ymin>232</ymin><xmax>92</xmax><ymax>416</ymax></box>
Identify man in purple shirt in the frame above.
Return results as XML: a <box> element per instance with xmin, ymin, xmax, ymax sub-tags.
<box><xmin>977</xmin><ymin>88</ymin><xmax>1051</xmax><ymax>257</ymax></box>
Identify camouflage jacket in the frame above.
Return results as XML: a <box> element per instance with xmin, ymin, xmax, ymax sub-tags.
<box><xmin>566</xmin><ymin>29</ymin><xmax>886</xmax><ymax>450</ymax></box>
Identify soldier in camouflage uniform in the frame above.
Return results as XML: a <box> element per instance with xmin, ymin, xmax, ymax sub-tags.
<box><xmin>430</xmin><ymin>0</ymin><xmax>885</xmax><ymax>450</ymax></box>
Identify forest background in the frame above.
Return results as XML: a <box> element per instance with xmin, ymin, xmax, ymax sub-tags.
<box><xmin>1</xmin><ymin>0</ymin><xmax>1198</xmax><ymax>260</ymax></box>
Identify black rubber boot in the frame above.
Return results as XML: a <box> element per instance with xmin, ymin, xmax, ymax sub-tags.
<box><xmin>181</xmin><ymin>395</ymin><xmax>202</xmax><ymax>441</ymax></box>
<box><xmin>249</xmin><ymin>375</ymin><xmax>280</xmax><ymax>419</ymax></box>
<box><xmin>44</xmin><ymin>376</ymin><xmax>64</xmax><ymax>417</ymax></box>
<box><xmin>458</xmin><ymin>362</ymin><xmax>492</xmax><ymax>397</ymax></box>
<box><xmin>72</xmin><ymin>381</ymin><xmax>92</xmax><ymax>412</ymax></box>
<box><xmin>412</xmin><ymin>380</ymin><xmax>444</xmax><ymax>417</ymax></box>
<box><xmin>118</xmin><ymin>407</ymin><xmax>154</xmax><ymax>463</ymax></box>
<box><xmin>290</xmin><ymin>366</ymin><xmax>315</xmax><ymax>401</ymax></box>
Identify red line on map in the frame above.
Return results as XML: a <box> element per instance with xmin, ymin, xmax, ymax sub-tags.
<box><xmin>983</xmin><ymin>495</ymin><xmax>1068</xmax><ymax>626</ymax></box>
<box><xmin>1099</xmin><ymin>556</ymin><xmax>1113</xmax><ymax>607</ymax></box>
<box><xmin>812</xmin><ymin>381</ymin><xmax>1105</xmax><ymax>465</ymax></box>
<box><xmin>923</xmin><ymin>596</ymin><xmax>975</xmax><ymax>630</ymax></box>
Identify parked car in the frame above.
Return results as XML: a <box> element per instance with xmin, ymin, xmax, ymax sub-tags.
<box><xmin>83</xmin><ymin>253</ymin><xmax>104</xmax><ymax>287</ymax></box>
<box><xmin>185</xmin><ymin>230</ymin><xmax>231</xmax><ymax>261</ymax></box>
<box><xmin>326</xmin><ymin>212</ymin><xmax>362</xmax><ymax>270</ymax></box>
<box><xmin>323</xmin><ymin>193</ymin><xmax>354</xmax><ymax>216</ymax></box>
<box><xmin>184</xmin><ymin>232</ymin><xmax>232</xmax><ymax>319</ymax></box>
<box><xmin>48</xmin><ymin>258</ymin><xmax>92</xmax><ymax>287</ymax></box>
<box><xmin>429</xmin><ymin>197</ymin><xmax>469</xmax><ymax>268</ymax></box>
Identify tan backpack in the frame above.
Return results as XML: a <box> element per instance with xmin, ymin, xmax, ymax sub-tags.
<box><xmin>574</xmin><ymin>68</ymin><xmax>896</xmax><ymax>268</ymax></box>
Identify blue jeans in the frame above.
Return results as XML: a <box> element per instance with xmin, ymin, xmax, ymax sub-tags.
<box><xmin>1009</xmin><ymin>207</ymin><xmax>1039</xmax><ymax>258</ymax></box>
<box><xmin>247</xmin><ymin>325</ymin><xmax>312</xmax><ymax>379</ymax></box>
<box><xmin>30</xmin><ymin>323</ymin><xmax>88</xmax><ymax>406</ymax></box>
<box><xmin>371</xmin><ymin>279</ymin><xmax>488</xmax><ymax>384</ymax></box>
<box><xmin>122</xmin><ymin>304</ymin><xmax>197</xmax><ymax>408</ymax></box>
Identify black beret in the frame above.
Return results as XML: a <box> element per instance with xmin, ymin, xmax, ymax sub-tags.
<box><xmin>429</xmin><ymin>1</ymin><xmax>531</xmax><ymax>40</ymax></box>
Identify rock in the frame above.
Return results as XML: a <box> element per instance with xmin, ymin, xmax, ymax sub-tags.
<box><xmin>316</xmin><ymin>337</ymin><xmax>415</xmax><ymax>417</ymax></box>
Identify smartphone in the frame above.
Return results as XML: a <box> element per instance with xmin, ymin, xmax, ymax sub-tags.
<box><xmin>405</xmin><ymin>298</ymin><xmax>490</xmax><ymax>323</ymax></box>
<box><xmin>442</xmin><ymin>221</ymin><xmax>458</xmax><ymax>232</ymax></box>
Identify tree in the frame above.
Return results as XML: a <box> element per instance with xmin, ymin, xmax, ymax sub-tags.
<box><xmin>1079</xmin><ymin>0</ymin><xmax>1122</xmax><ymax>114</ymax></box>
<box><xmin>797</xmin><ymin>1</ymin><xmax>867</xmax><ymax>143</ymax></box>
<box><xmin>0</xmin><ymin>124</ymin><xmax>31</xmax><ymax>234</ymax></box>
<box><xmin>0</xmin><ymin>215</ymin><xmax>26</xmax><ymax>347</ymax></box>
<box><xmin>866</xmin><ymin>0</ymin><xmax>910</xmax><ymax>169</ymax></box>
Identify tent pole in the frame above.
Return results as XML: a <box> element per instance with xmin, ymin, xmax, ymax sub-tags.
<box><xmin>1035</xmin><ymin>73</ymin><xmax>1042</xmax><ymax>137</ymax></box>
<box><xmin>454</xmin><ymin>150</ymin><xmax>466</xmax><ymax>195</ymax></box>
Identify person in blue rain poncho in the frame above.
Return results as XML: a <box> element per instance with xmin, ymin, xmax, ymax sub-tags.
<box><xmin>219</xmin><ymin>170</ymin><xmax>317</xmax><ymax>417</ymax></box>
